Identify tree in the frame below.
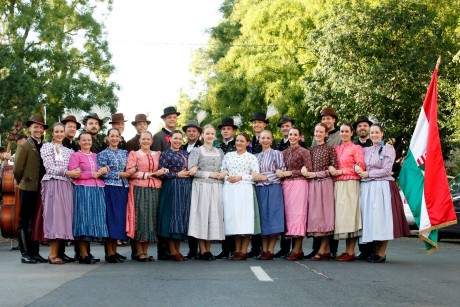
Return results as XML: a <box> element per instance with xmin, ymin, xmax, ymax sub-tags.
<box><xmin>0</xmin><ymin>0</ymin><xmax>118</xmax><ymax>134</ymax></box>
<box><xmin>304</xmin><ymin>0</ymin><xmax>460</xmax><ymax>158</ymax></box>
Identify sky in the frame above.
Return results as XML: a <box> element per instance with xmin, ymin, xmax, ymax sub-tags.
<box><xmin>104</xmin><ymin>0</ymin><xmax>223</xmax><ymax>139</ymax></box>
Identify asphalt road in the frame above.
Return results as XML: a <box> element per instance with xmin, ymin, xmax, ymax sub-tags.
<box><xmin>1</xmin><ymin>237</ymin><xmax>459</xmax><ymax>307</ymax></box>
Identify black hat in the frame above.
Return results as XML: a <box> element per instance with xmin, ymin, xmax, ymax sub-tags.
<box><xmin>26</xmin><ymin>116</ymin><xmax>49</xmax><ymax>130</ymax></box>
<box><xmin>82</xmin><ymin>113</ymin><xmax>104</xmax><ymax>127</ymax></box>
<box><xmin>182</xmin><ymin>120</ymin><xmax>202</xmax><ymax>134</ymax></box>
<box><xmin>218</xmin><ymin>118</ymin><xmax>238</xmax><ymax>130</ymax></box>
<box><xmin>318</xmin><ymin>107</ymin><xmax>338</xmax><ymax>120</ymax></box>
<box><xmin>278</xmin><ymin>115</ymin><xmax>296</xmax><ymax>127</ymax></box>
<box><xmin>161</xmin><ymin>106</ymin><xmax>181</xmax><ymax>119</ymax></box>
<box><xmin>61</xmin><ymin>115</ymin><xmax>82</xmax><ymax>129</ymax></box>
<box><xmin>131</xmin><ymin>114</ymin><xmax>151</xmax><ymax>126</ymax></box>
<box><xmin>109</xmin><ymin>113</ymin><xmax>127</xmax><ymax>124</ymax></box>
<box><xmin>251</xmin><ymin>112</ymin><xmax>269</xmax><ymax>123</ymax></box>
<box><xmin>352</xmin><ymin>116</ymin><xmax>373</xmax><ymax>131</ymax></box>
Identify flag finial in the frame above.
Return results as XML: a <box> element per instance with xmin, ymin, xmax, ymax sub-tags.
<box><xmin>436</xmin><ymin>56</ymin><xmax>441</xmax><ymax>70</ymax></box>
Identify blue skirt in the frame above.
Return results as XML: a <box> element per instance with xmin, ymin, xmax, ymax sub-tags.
<box><xmin>73</xmin><ymin>185</ymin><xmax>109</xmax><ymax>240</ymax></box>
<box><xmin>104</xmin><ymin>185</ymin><xmax>128</xmax><ymax>240</ymax></box>
<box><xmin>256</xmin><ymin>184</ymin><xmax>285</xmax><ymax>236</ymax></box>
<box><xmin>158</xmin><ymin>178</ymin><xmax>192</xmax><ymax>240</ymax></box>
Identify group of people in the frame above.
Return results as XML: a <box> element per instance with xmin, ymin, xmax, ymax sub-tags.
<box><xmin>8</xmin><ymin>105</ymin><xmax>410</xmax><ymax>265</ymax></box>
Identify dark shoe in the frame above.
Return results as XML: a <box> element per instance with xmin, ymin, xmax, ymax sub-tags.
<box><xmin>356</xmin><ymin>252</ymin><xmax>370</xmax><ymax>261</ymax></box>
<box><xmin>286</xmin><ymin>251</ymin><xmax>304</xmax><ymax>261</ymax></box>
<box><xmin>48</xmin><ymin>256</ymin><xmax>65</xmax><ymax>265</ymax></box>
<box><xmin>232</xmin><ymin>252</ymin><xmax>248</xmax><ymax>261</ymax></box>
<box><xmin>21</xmin><ymin>253</ymin><xmax>37</xmax><ymax>264</ymax></box>
<box><xmin>106</xmin><ymin>255</ymin><xmax>121</xmax><ymax>263</ymax></box>
<box><xmin>115</xmin><ymin>253</ymin><xmax>126</xmax><ymax>261</ymax></box>
<box><xmin>311</xmin><ymin>253</ymin><xmax>331</xmax><ymax>261</ymax></box>
<box><xmin>32</xmin><ymin>254</ymin><xmax>48</xmax><ymax>263</ymax></box>
<box><xmin>256</xmin><ymin>251</ymin><xmax>266</xmax><ymax>260</ymax></box>
<box><xmin>273</xmin><ymin>249</ymin><xmax>290</xmax><ymax>258</ymax></box>
<box><xmin>215</xmin><ymin>251</ymin><xmax>229</xmax><ymax>259</ymax></box>
<box><xmin>336</xmin><ymin>253</ymin><xmax>356</xmax><ymax>262</ymax></box>
<box><xmin>368</xmin><ymin>255</ymin><xmax>386</xmax><ymax>263</ymax></box>
<box><xmin>89</xmin><ymin>254</ymin><xmax>100</xmax><ymax>262</ymax></box>
<box><xmin>260</xmin><ymin>251</ymin><xmax>274</xmax><ymax>260</ymax></box>
<box><xmin>171</xmin><ymin>254</ymin><xmax>185</xmax><ymax>262</ymax></box>
<box><xmin>304</xmin><ymin>250</ymin><xmax>318</xmax><ymax>259</ymax></box>
<box><xmin>247</xmin><ymin>250</ymin><xmax>260</xmax><ymax>258</ymax></box>
<box><xmin>186</xmin><ymin>250</ymin><xmax>198</xmax><ymax>260</ymax></box>
<box><xmin>60</xmin><ymin>253</ymin><xmax>76</xmax><ymax>263</ymax></box>
<box><xmin>79</xmin><ymin>256</ymin><xmax>96</xmax><ymax>264</ymax></box>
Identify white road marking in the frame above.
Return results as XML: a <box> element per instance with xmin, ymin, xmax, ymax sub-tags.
<box><xmin>250</xmin><ymin>266</ymin><xmax>273</xmax><ymax>282</ymax></box>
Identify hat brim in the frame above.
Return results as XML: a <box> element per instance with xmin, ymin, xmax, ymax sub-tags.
<box><xmin>161</xmin><ymin>112</ymin><xmax>181</xmax><ymax>119</ymax></box>
<box><xmin>277</xmin><ymin>119</ymin><xmax>295</xmax><ymax>127</ymax></box>
<box><xmin>26</xmin><ymin>120</ymin><xmax>49</xmax><ymax>130</ymax></box>
<box><xmin>318</xmin><ymin>114</ymin><xmax>338</xmax><ymax>121</ymax></box>
<box><xmin>62</xmin><ymin>119</ymin><xmax>82</xmax><ymax>130</ymax></box>
<box><xmin>182</xmin><ymin>125</ymin><xmax>202</xmax><ymax>134</ymax></box>
<box><xmin>109</xmin><ymin>120</ymin><xmax>127</xmax><ymax>124</ymax></box>
<box><xmin>131</xmin><ymin>120</ymin><xmax>152</xmax><ymax>126</ymax></box>
<box><xmin>218</xmin><ymin>124</ymin><xmax>238</xmax><ymax>130</ymax></box>
<box><xmin>250</xmin><ymin>119</ymin><xmax>269</xmax><ymax>124</ymax></box>
<box><xmin>352</xmin><ymin>120</ymin><xmax>373</xmax><ymax>131</ymax></box>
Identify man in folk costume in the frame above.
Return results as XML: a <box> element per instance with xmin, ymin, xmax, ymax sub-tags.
<box><xmin>353</xmin><ymin>116</ymin><xmax>373</xmax><ymax>148</ymax></box>
<box><xmin>180</xmin><ymin>119</ymin><xmax>203</xmax><ymax>259</ymax></box>
<box><xmin>152</xmin><ymin>106</ymin><xmax>180</xmax><ymax>152</ymax></box>
<box><xmin>13</xmin><ymin>116</ymin><xmax>48</xmax><ymax>263</ymax></box>
<box><xmin>62</xmin><ymin>115</ymin><xmax>81</xmax><ymax>152</ymax></box>
<box><xmin>152</xmin><ymin>106</ymin><xmax>180</xmax><ymax>260</ymax></box>
<box><xmin>82</xmin><ymin>112</ymin><xmax>105</xmax><ymax>154</ymax></box>
<box><xmin>307</xmin><ymin>107</ymin><xmax>342</xmax><ymax>259</ymax></box>
<box><xmin>215</xmin><ymin>117</ymin><xmax>239</xmax><ymax>258</ymax></box>
<box><xmin>127</xmin><ymin>113</ymin><xmax>152</xmax><ymax>152</ymax></box>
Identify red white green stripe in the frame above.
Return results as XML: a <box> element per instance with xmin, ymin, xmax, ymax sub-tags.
<box><xmin>399</xmin><ymin>65</ymin><xmax>457</xmax><ymax>254</ymax></box>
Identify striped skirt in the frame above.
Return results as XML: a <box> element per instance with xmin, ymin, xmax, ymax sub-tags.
<box><xmin>73</xmin><ymin>185</ymin><xmax>109</xmax><ymax>240</ymax></box>
<box><xmin>133</xmin><ymin>186</ymin><xmax>160</xmax><ymax>242</ymax></box>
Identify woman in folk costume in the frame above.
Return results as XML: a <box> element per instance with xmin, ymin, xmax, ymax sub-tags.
<box><xmin>281</xmin><ymin>127</ymin><xmax>312</xmax><ymax>261</ymax></box>
<box><xmin>329</xmin><ymin>123</ymin><xmax>365</xmax><ymax>262</ymax></box>
<box><xmin>126</xmin><ymin>131</ymin><xmax>166</xmax><ymax>261</ymax></box>
<box><xmin>188</xmin><ymin>124</ymin><xmax>226</xmax><ymax>260</ymax></box>
<box><xmin>221</xmin><ymin>133</ymin><xmax>261</xmax><ymax>261</ymax></box>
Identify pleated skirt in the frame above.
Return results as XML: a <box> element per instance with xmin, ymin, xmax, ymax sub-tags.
<box><xmin>255</xmin><ymin>184</ymin><xmax>284</xmax><ymax>236</ymax></box>
<box><xmin>158</xmin><ymin>178</ymin><xmax>192</xmax><ymax>240</ymax></box>
<box><xmin>104</xmin><ymin>185</ymin><xmax>128</xmax><ymax>240</ymax></box>
<box><xmin>188</xmin><ymin>180</ymin><xmax>225</xmax><ymax>240</ymax></box>
<box><xmin>283</xmin><ymin>179</ymin><xmax>309</xmax><ymax>237</ymax></box>
<box><xmin>360</xmin><ymin>180</ymin><xmax>394</xmax><ymax>243</ymax></box>
<box><xmin>73</xmin><ymin>185</ymin><xmax>109</xmax><ymax>241</ymax></box>
<box><xmin>307</xmin><ymin>178</ymin><xmax>335</xmax><ymax>237</ymax></box>
<box><xmin>133</xmin><ymin>186</ymin><xmax>160</xmax><ymax>242</ymax></box>
<box><xmin>334</xmin><ymin>180</ymin><xmax>362</xmax><ymax>240</ymax></box>
<box><xmin>42</xmin><ymin>179</ymin><xmax>74</xmax><ymax>240</ymax></box>
<box><xmin>389</xmin><ymin>181</ymin><xmax>411</xmax><ymax>238</ymax></box>
<box><xmin>223</xmin><ymin>182</ymin><xmax>261</xmax><ymax>235</ymax></box>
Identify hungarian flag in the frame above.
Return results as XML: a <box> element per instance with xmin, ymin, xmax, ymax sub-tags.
<box><xmin>399</xmin><ymin>62</ymin><xmax>457</xmax><ymax>254</ymax></box>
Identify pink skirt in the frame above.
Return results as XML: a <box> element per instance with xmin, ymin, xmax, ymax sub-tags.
<box><xmin>307</xmin><ymin>178</ymin><xmax>334</xmax><ymax>236</ymax></box>
<box><xmin>283</xmin><ymin>179</ymin><xmax>309</xmax><ymax>237</ymax></box>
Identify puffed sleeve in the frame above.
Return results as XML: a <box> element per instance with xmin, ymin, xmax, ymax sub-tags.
<box><xmin>242</xmin><ymin>154</ymin><xmax>259</xmax><ymax>182</ymax></box>
<box><xmin>316</xmin><ymin>146</ymin><xmax>338</xmax><ymax>178</ymax></box>
<box><xmin>221</xmin><ymin>153</ymin><xmax>229</xmax><ymax>173</ymax></box>
<box><xmin>274</xmin><ymin>150</ymin><xmax>286</xmax><ymax>171</ymax></box>
<box><xmin>189</xmin><ymin>148</ymin><xmax>211</xmax><ymax>179</ymax></box>
<box><xmin>126</xmin><ymin>150</ymin><xmax>139</xmax><ymax>179</ymax></box>
<box><xmin>41</xmin><ymin>144</ymin><xmax>66</xmax><ymax>177</ymax></box>
<box><xmin>368</xmin><ymin>146</ymin><xmax>395</xmax><ymax>179</ymax></box>
<box><xmin>160</xmin><ymin>151</ymin><xmax>178</xmax><ymax>179</ymax></box>
<box><xmin>98</xmin><ymin>150</ymin><xmax>120</xmax><ymax>180</ymax></box>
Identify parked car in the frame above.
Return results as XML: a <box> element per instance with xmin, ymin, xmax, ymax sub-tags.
<box><xmin>438</xmin><ymin>174</ymin><xmax>460</xmax><ymax>240</ymax></box>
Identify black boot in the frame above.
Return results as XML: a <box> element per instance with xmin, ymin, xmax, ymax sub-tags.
<box><xmin>18</xmin><ymin>228</ymin><xmax>37</xmax><ymax>264</ymax></box>
<box><xmin>31</xmin><ymin>241</ymin><xmax>48</xmax><ymax>263</ymax></box>
<box><xmin>58</xmin><ymin>241</ymin><xmax>76</xmax><ymax>263</ymax></box>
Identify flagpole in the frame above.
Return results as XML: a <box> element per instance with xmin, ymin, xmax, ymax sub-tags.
<box><xmin>436</xmin><ymin>56</ymin><xmax>441</xmax><ymax>70</ymax></box>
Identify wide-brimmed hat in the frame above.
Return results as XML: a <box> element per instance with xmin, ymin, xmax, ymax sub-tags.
<box><xmin>109</xmin><ymin>113</ymin><xmax>127</xmax><ymax>124</ymax></box>
<box><xmin>182</xmin><ymin>120</ymin><xmax>202</xmax><ymax>134</ymax></box>
<box><xmin>278</xmin><ymin>115</ymin><xmax>296</xmax><ymax>127</ymax></box>
<box><xmin>251</xmin><ymin>112</ymin><xmax>269</xmax><ymax>123</ymax></box>
<box><xmin>352</xmin><ymin>115</ymin><xmax>374</xmax><ymax>131</ymax></box>
<box><xmin>318</xmin><ymin>107</ymin><xmax>338</xmax><ymax>120</ymax></box>
<box><xmin>61</xmin><ymin>115</ymin><xmax>81</xmax><ymax>129</ymax></box>
<box><xmin>131</xmin><ymin>114</ymin><xmax>151</xmax><ymax>126</ymax></box>
<box><xmin>82</xmin><ymin>113</ymin><xmax>104</xmax><ymax>127</ymax></box>
<box><xmin>161</xmin><ymin>106</ymin><xmax>181</xmax><ymax>119</ymax></box>
<box><xmin>26</xmin><ymin>116</ymin><xmax>49</xmax><ymax>129</ymax></box>
<box><xmin>218</xmin><ymin>117</ymin><xmax>238</xmax><ymax>130</ymax></box>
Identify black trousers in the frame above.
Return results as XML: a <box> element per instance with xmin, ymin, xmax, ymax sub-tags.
<box><xmin>18</xmin><ymin>190</ymin><xmax>39</xmax><ymax>255</ymax></box>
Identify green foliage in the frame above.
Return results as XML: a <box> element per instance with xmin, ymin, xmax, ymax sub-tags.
<box><xmin>0</xmin><ymin>0</ymin><xmax>118</xmax><ymax>137</ymax></box>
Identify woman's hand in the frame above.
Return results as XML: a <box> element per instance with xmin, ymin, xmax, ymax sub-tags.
<box><xmin>188</xmin><ymin>166</ymin><xmax>198</xmax><ymax>176</ymax></box>
<box><xmin>252</xmin><ymin>172</ymin><xmax>267</xmax><ymax>182</ymax></box>
<box><xmin>66</xmin><ymin>168</ymin><xmax>81</xmax><ymax>179</ymax></box>
<box><xmin>177</xmin><ymin>169</ymin><xmax>191</xmax><ymax>178</ymax></box>
<box><xmin>227</xmin><ymin>176</ymin><xmax>242</xmax><ymax>183</ymax></box>
<box><xmin>301</xmin><ymin>166</ymin><xmax>308</xmax><ymax>176</ymax></box>
<box><xmin>354</xmin><ymin>164</ymin><xmax>363</xmax><ymax>173</ymax></box>
<box><xmin>119</xmin><ymin>172</ymin><xmax>130</xmax><ymax>179</ymax></box>
<box><xmin>275</xmin><ymin>169</ymin><xmax>284</xmax><ymax>178</ymax></box>
<box><xmin>359</xmin><ymin>171</ymin><xmax>369</xmax><ymax>178</ymax></box>
<box><xmin>127</xmin><ymin>167</ymin><xmax>137</xmax><ymax>176</ymax></box>
<box><xmin>282</xmin><ymin>171</ymin><xmax>292</xmax><ymax>177</ymax></box>
<box><xmin>153</xmin><ymin>168</ymin><xmax>169</xmax><ymax>177</ymax></box>
<box><xmin>328</xmin><ymin>166</ymin><xmax>338</xmax><ymax>176</ymax></box>
<box><xmin>305</xmin><ymin>172</ymin><xmax>317</xmax><ymax>179</ymax></box>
